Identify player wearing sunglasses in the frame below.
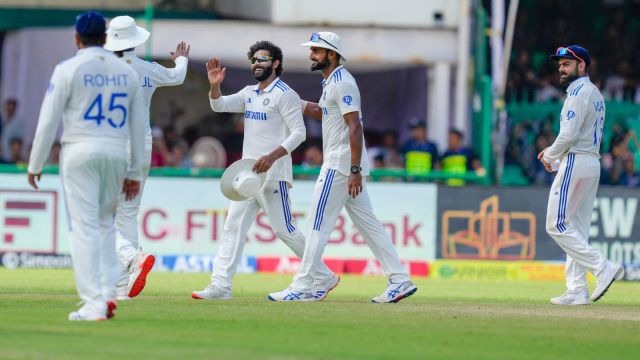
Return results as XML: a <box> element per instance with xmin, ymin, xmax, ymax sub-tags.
<box><xmin>192</xmin><ymin>41</ymin><xmax>338</xmax><ymax>300</ymax></box>
<box><xmin>540</xmin><ymin>45</ymin><xmax>624</xmax><ymax>305</ymax></box>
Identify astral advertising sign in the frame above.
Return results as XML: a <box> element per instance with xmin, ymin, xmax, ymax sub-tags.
<box><xmin>0</xmin><ymin>173</ymin><xmax>438</xmax><ymax>263</ymax></box>
<box><xmin>437</xmin><ymin>186</ymin><xmax>640</xmax><ymax>266</ymax></box>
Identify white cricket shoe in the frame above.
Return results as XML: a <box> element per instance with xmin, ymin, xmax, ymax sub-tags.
<box><xmin>313</xmin><ymin>274</ymin><xmax>340</xmax><ymax>301</ymax></box>
<box><xmin>267</xmin><ymin>287</ymin><xmax>315</xmax><ymax>302</ymax></box>
<box><xmin>192</xmin><ymin>284</ymin><xmax>232</xmax><ymax>300</ymax></box>
<box><xmin>591</xmin><ymin>261</ymin><xmax>625</xmax><ymax>302</ymax></box>
<box><xmin>68</xmin><ymin>304</ymin><xmax>107</xmax><ymax>321</ymax></box>
<box><xmin>371</xmin><ymin>280</ymin><xmax>417</xmax><ymax>303</ymax></box>
<box><xmin>126</xmin><ymin>253</ymin><xmax>155</xmax><ymax>298</ymax></box>
<box><xmin>550</xmin><ymin>289</ymin><xmax>590</xmax><ymax>305</ymax></box>
<box><xmin>116</xmin><ymin>285</ymin><xmax>131</xmax><ymax>301</ymax></box>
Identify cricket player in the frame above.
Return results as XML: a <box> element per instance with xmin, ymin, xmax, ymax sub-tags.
<box><xmin>27</xmin><ymin>11</ymin><xmax>146</xmax><ymax>321</ymax></box>
<box><xmin>192</xmin><ymin>41</ymin><xmax>338</xmax><ymax>300</ymax></box>
<box><xmin>541</xmin><ymin>45</ymin><xmax>624</xmax><ymax>305</ymax></box>
<box><xmin>104</xmin><ymin>15</ymin><xmax>190</xmax><ymax>300</ymax></box>
<box><xmin>268</xmin><ymin>32</ymin><xmax>417</xmax><ymax>303</ymax></box>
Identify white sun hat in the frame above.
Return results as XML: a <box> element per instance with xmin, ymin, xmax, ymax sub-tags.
<box><xmin>220</xmin><ymin>159</ymin><xmax>267</xmax><ymax>201</ymax></box>
<box><xmin>104</xmin><ymin>16</ymin><xmax>150</xmax><ymax>51</ymax></box>
<box><xmin>301</xmin><ymin>31</ymin><xmax>347</xmax><ymax>61</ymax></box>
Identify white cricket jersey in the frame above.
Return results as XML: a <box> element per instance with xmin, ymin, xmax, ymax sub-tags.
<box><xmin>209</xmin><ymin>77</ymin><xmax>306</xmax><ymax>185</ymax></box>
<box><xmin>118</xmin><ymin>52</ymin><xmax>188</xmax><ymax>146</ymax></box>
<box><xmin>28</xmin><ymin>46</ymin><xmax>146</xmax><ymax>180</ymax></box>
<box><xmin>543</xmin><ymin>76</ymin><xmax>606</xmax><ymax>162</ymax></box>
<box><xmin>318</xmin><ymin>65</ymin><xmax>370</xmax><ymax>176</ymax></box>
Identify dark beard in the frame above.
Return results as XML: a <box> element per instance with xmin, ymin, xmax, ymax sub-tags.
<box><xmin>560</xmin><ymin>68</ymin><xmax>579</xmax><ymax>86</ymax></box>
<box><xmin>311</xmin><ymin>57</ymin><xmax>330</xmax><ymax>71</ymax></box>
<box><xmin>254</xmin><ymin>65</ymin><xmax>273</xmax><ymax>81</ymax></box>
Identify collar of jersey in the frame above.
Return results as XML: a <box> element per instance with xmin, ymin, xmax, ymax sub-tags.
<box><xmin>565</xmin><ymin>75</ymin><xmax>589</xmax><ymax>94</ymax></box>
<box><xmin>77</xmin><ymin>46</ymin><xmax>109</xmax><ymax>56</ymax></box>
<box><xmin>253</xmin><ymin>77</ymin><xmax>281</xmax><ymax>94</ymax></box>
<box><xmin>321</xmin><ymin>65</ymin><xmax>344</xmax><ymax>87</ymax></box>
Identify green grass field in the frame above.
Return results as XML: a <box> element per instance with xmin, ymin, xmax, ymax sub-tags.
<box><xmin>1</xmin><ymin>269</ymin><xmax>639</xmax><ymax>359</ymax></box>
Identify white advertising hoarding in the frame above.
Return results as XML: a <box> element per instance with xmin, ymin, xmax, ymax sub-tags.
<box><xmin>0</xmin><ymin>173</ymin><xmax>437</xmax><ymax>261</ymax></box>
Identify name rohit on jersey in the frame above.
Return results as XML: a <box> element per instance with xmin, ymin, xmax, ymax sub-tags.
<box><xmin>83</xmin><ymin>73</ymin><xmax>129</xmax><ymax>87</ymax></box>
<box><xmin>244</xmin><ymin>110</ymin><xmax>268</xmax><ymax>121</ymax></box>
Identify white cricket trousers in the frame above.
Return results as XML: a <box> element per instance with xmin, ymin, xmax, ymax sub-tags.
<box><xmin>546</xmin><ymin>153</ymin><xmax>606</xmax><ymax>292</ymax></box>
<box><xmin>212</xmin><ymin>180</ymin><xmax>334</xmax><ymax>293</ymax></box>
<box><xmin>61</xmin><ymin>142</ymin><xmax>127</xmax><ymax>313</ymax></box>
<box><xmin>114</xmin><ymin>145</ymin><xmax>151</xmax><ymax>283</ymax></box>
<box><xmin>292</xmin><ymin>169</ymin><xmax>409</xmax><ymax>293</ymax></box>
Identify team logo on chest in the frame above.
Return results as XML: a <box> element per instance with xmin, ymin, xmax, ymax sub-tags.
<box><xmin>263</xmin><ymin>98</ymin><xmax>270</xmax><ymax>106</ymax></box>
<box><xmin>342</xmin><ymin>95</ymin><xmax>353</xmax><ymax>105</ymax></box>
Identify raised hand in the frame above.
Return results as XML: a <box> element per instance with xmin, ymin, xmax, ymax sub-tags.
<box><xmin>205</xmin><ymin>58</ymin><xmax>226</xmax><ymax>87</ymax></box>
<box><xmin>170</xmin><ymin>41</ymin><xmax>190</xmax><ymax>61</ymax></box>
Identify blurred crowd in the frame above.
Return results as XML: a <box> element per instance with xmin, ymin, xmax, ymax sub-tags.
<box><xmin>508</xmin><ymin>0</ymin><xmax>640</xmax><ymax>103</ymax></box>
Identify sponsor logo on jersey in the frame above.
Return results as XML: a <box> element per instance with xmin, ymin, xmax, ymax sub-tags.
<box><xmin>566</xmin><ymin>110</ymin><xmax>576</xmax><ymax>120</ymax></box>
<box><xmin>244</xmin><ymin>110</ymin><xmax>268</xmax><ymax>121</ymax></box>
<box><xmin>262</xmin><ymin>98</ymin><xmax>270</xmax><ymax>106</ymax></box>
<box><xmin>342</xmin><ymin>95</ymin><xmax>353</xmax><ymax>105</ymax></box>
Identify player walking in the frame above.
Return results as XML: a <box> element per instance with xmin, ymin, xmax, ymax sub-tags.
<box><xmin>192</xmin><ymin>41</ymin><xmax>338</xmax><ymax>300</ymax></box>
<box><xmin>27</xmin><ymin>11</ymin><xmax>146</xmax><ymax>320</ymax></box>
<box><xmin>268</xmin><ymin>32</ymin><xmax>417</xmax><ymax>303</ymax></box>
<box><xmin>105</xmin><ymin>16</ymin><xmax>190</xmax><ymax>300</ymax></box>
<box><xmin>541</xmin><ymin>45</ymin><xmax>624</xmax><ymax>305</ymax></box>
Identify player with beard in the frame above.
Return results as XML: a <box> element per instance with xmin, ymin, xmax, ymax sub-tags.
<box><xmin>268</xmin><ymin>32</ymin><xmax>416</xmax><ymax>303</ymax></box>
<box><xmin>192</xmin><ymin>41</ymin><xmax>338</xmax><ymax>300</ymax></box>
<box><xmin>540</xmin><ymin>45</ymin><xmax>624</xmax><ymax>305</ymax></box>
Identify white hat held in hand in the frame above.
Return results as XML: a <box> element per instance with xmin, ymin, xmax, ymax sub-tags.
<box><xmin>105</xmin><ymin>16</ymin><xmax>150</xmax><ymax>51</ymax></box>
<box><xmin>220</xmin><ymin>159</ymin><xmax>267</xmax><ymax>201</ymax></box>
<box><xmin>301</xmin><ymin>32</ymin><xmax>347</xmax><ymax>61</ymax></box>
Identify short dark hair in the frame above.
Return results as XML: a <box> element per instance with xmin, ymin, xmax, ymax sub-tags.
<box><xmin>79</xmin><ymin>33</ymin><xmax>106</xmax><ymax>47</ymax></box>
<box><xmin>247</xmin><ymin>41</ymin><xmax>283</xmax><ymax>77</ymax></box>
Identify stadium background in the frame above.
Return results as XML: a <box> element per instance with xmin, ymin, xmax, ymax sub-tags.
<box><xmin>1</xmin><ymin>0</ymin><xmax>640</xmax><ymax>281</ymax></box>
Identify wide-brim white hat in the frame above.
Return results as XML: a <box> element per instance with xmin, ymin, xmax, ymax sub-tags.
<box><xmin>105</xmin><ymin>16</ymin><xmax>150</xmax><ymax>51</ymax></box>
<box><xmin>220</xmin><ymin>159</ymin><xmax>267</xmax><ymax>201</ymax></box>
<box><xmin>301</xmin><ymin>31</ymin><xmax>347</xmax><ymax>62</ymax></box>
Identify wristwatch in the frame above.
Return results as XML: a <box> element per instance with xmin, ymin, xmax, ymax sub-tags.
<box><xmin>350</xmin><ymin>165</ymin><xmax>362</xmax><ymax>174</ymax></box>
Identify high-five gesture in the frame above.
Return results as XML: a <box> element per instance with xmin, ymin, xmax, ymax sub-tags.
<box><xmin>170</xmin><ymin>41</ymin><xmax>190</xmax><ymax>62</ymax></box>
<box><xmin>206</xmin><ymin>58</ymin><xmax>226</xmax><ymax>86</ymax></box>
<box><xmin>206</xmin><ymin>58</ymin><xmax>225</xmax><ymax>99</ymax></box>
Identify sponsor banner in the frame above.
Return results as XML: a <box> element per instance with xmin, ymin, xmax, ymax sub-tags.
<box><xmin>431</xmin><ymin>260</ymin><xmax>567</xmax><ymax>281</ymax></box>
<box><xmin>437</xmin><ymin>186</ymin><xmax>640</xmax><ymax>265</ymax></box>
<box><xmin>623</xmin><ymin>263</ymin><xmax>640</xmax><ymax>281</ymax></box>
<box><xmin>154</xmin><ymin>254</ymin><xmax>256</xmax><ymax>273</ymax></box>
<box><xmin>0</xmin><ymin>173</ymin><xmax>437</xmax><ymax>262</ymax></box>
<box><xmin>257</xmin><ymin>256</ymin><xmax>430</xmax><ymax>277</ymax></box>
<box><xmin>0</xmin><ymin>251</ymin><xmax>72</xmax><ymax>269</ymax></box>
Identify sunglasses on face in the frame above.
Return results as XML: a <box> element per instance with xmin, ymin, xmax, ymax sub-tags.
<box><xmin>250</xmin><ymin>55</ymin><xmax>273</xmax><ymax>64</ymax></box>
<box><xmin>309</xmin><ymin>33</ymin><xmax>338</xmax><ymax>50</ymax></box>
<box><xmin>555</xmin><ymin>47</ymin><xmax>585</xmax><ymax>63</ymax></box>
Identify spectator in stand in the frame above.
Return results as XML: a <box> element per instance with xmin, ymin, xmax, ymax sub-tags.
<box><xmin>224</xmin><ymin>117</ymin><xmax>244</xmax><ymax>166</ymax></box>
<box><xmin>150</xmin><ymin>126</ymin><xmax>169</xmax><ymax>167</ymax></box>
<box><xmin>401</xmin><ymin>117</ymin><xmax>438</xmax><ymax>174</ymax></box>
<box><xmin>440</xmin><ymin>128</ymin><xmax>483</xmax><ymax>186</ymax></box>
<box><xmin>301</xmin><ymin>142</ymin><xmax>323</xmax><ymax>168</ymax></box>
<box><xmin>47</xmin><ymin>142</ymin><xmax>61</xmax><ymax>166</ymax></box>
<box><xmin>166</xmin><ymin>141</ymin><xmax>191</xmax><ymax>167</ymax></box>
<box><xmin>537</xmin><ymin>74</ymin><xmax>562</xmax><ymax>102</ymax></box>
<box><xmin>601</xmin><ymin>134</ymin><xmax>628</xmax><ymax>185</ymax></box>
<box><xmin>619</xmin><ymin>157</ymin><xmax>640</xmax><ymax>187</ymax></box>
<box><xmin>379</xmin><ymin>129</ymin><xmax>403</xmax><ymax>169</ymax></box>
<box><xmin>7</xmin><ymin>137</ymin><xmax>25</xmax><ymax>165</ymax></box>
<box><xmin>1</xmin><ymin>99</ymin><xmax>24</xmax><ymax>162</ymax></box>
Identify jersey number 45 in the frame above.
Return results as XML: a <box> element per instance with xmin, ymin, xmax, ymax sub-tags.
<box><xmin>84</xmin><ymin>93</ymin><xmax>128</xmax><ymax>128</ymax></box>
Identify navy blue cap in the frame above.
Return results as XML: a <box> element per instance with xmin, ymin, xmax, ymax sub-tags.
<box><xmin>75</xmin><ymin>11</ymin><xmax>106</xmax><ymax>36</ymax></box>
<box><xmin>409</xmin><ymin>117</ymin><xmax>426</xmax><ymax>129</ymax></box>
<box><xmin>550</xmin><ymin>45</ymin><xmax>591</xmax><ymax>66</ymax></box>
